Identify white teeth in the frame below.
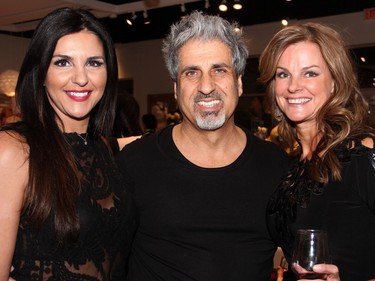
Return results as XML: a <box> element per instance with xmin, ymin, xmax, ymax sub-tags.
<box><xmin>287</xmin><ymin>98</ymin><xmax>311</xmax><ymax>104</ymax></box>
<box><xmin>197</xmin><ymin>100</ymin><xmax>220</xmax><ymax>107</ymax></box>
<box><xmin>67</xmin><ymin>92</ymin><xmax>89</xmax><ymax>97</ymax></box>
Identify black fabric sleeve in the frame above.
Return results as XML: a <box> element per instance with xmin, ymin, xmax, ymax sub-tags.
<box><xmin>355</xmin><ymin>149</ymin><xmax>375</xmax><ymax>214</ymax></box>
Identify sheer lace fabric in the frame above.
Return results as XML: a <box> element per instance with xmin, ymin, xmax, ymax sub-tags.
<box><xmin>11</xmin><ymin>133</ymin><xmax>134</xmax><ymax>281</ymax></box>
<box><xmin>267</xmin><ymin>134</ymin><xmax>375</xmax><ymax>247</ymax></box>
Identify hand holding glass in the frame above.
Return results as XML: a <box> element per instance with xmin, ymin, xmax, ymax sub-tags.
<box><xmin>291</xmin><ymin>229</ymin><xmax>331</xmax><ymax>280</ymax></box>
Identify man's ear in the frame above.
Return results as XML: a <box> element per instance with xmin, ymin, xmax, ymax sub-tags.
<box><xmin>237</xmin><ymin>75</ymin><xmax>243</xmax><ymax>97</ymax></box>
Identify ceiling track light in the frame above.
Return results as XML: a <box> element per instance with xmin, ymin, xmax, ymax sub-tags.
<box><xmin>180</xmin><ymin>3</ymin><xmax>188</xmax><ymax>18</ymax></box>
<box><xmin>205</xmin><ymin>0</ymin><xmax>210</xmax><ymax>9</ymax></box>
<box><xmin>143</xmin><ymin>10</ymin><xmax>151</xmax><ymax>25</ymax></box>
<box><xmin>126</xmin><ymin>12</ymin><xmax>137</xmax><ymax>26</ymax></box>
<box><xmin>281</xmin><ymin>18</ymin><xmax>289</xmax><ymax>26</ymax></box>
<box><xmin>218</xmin><ymin>0</ymin><xmax>228</xmax><ymax>12</ymax></box>
<box><xmin>233</xmin><ymin>0</ymin><xmax>243</xmax><ymax>10</ymax></box>
<box><xmin>181</xmin><ymin>3</ymin><xmax>186</xmax><ymax>13</ymax></box>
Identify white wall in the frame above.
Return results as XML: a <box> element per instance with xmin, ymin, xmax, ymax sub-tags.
<box><xmin>0</xmin><ymin>34</ymin><xmax>29</xmax><ymax>72</ymax></box>
<box><xmin>1</xmin><ymin>11</ymin><xmax>375</xmax><ymax>115</ymax></box>
<box><xmin>116</xmin><ymin>39</ymin><xmax>172</xmax><ymax>115</ymax></box>
<box><xmin>244</xmin><ymin>11</ymin><xmax>375</xmax><ymax>56</ymax></box>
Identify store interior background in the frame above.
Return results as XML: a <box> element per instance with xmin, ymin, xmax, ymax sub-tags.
<box><xmin>0</xmin><ymin>0</ymin><xmax>374</xmax><ymax>123</ymax></box>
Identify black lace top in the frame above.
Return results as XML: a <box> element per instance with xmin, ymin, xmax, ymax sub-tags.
<box><xmin>266</xmin><ymin>135</ymin><xmax>375</xmax><ymax>281</ymax></box>
<box><xmin>11</xmin><ymin>133</ymin><xmax>136</xmax><ymax>281</ymax></box>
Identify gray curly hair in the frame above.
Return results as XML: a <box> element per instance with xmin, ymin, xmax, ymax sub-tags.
<box><xmin>162</xmin><ymin>11</ymin><xmax>249</xmax><ymax>82</ymax></box>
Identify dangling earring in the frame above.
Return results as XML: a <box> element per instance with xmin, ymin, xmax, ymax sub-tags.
<box><xmin>271</xmin><ymin>88</ymin><xmax>283</xmax><ymax>121</ymax></box>
<box><xmin>274</xmin><ymin>105</ymin><xmax>283</xmax><ymax>122</ymax></box>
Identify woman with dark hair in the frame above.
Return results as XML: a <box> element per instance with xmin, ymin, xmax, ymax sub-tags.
<box><xmin>259</xmin><ymin>22</ymin><xmax>375</xmax><ymax>281</ymax></box>
<box><xmin>0</xmin><ymin>7</ymin><xmax>136</xmax><ymax>280</ymax></box>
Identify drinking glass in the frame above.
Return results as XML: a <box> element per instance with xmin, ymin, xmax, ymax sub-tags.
<box><xmin>291</xmin><ymin>229</ymin><xmax>331</xmax><ymax>280</ymax></box>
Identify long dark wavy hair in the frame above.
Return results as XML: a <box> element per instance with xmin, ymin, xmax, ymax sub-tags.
<box><xmin>258</xmin><ymin>22</ymin><xmax>373</xmax><ymax>184</ymax></box>
<box><xmin>5</xmin><ymin>7</ymin><xmax>118</xmax><ymax>242</ymax></box>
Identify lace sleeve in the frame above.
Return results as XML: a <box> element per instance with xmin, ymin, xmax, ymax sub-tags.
<box><xmin>350</xmin><ymin>136</ymin><xmax>375</xmax><ymax>214</ymax></box>
<box><xmin>361</xmin><ymin>146</ymin><xmax>375</xmax><ymax>214</ymax></box>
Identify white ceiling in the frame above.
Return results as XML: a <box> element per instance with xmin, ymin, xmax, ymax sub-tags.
<box><xmin>0</xmin><ymin>0</ymin><xmax>194</xmax><ymax>32</ymax></box>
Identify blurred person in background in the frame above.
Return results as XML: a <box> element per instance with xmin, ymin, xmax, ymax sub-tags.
<box><xmin>1</xmin><ymin>107</ymin><xmax>21</xmax><ymax>125</ymax></box>
<box><xmin>113</xmin><ymin>93</ymin><xmax>143</xmax><ymax>138</ymax></box>
<box><xmin>141</xmin><ymin>113</ymin><xmax>157</xmax><ymax>137</ymax></box>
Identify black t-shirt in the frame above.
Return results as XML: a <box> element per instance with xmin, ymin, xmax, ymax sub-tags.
<box><xmin>117</xmin><ymin>125</ymin><xmax>290</xmax><ymax>281</ymax></box>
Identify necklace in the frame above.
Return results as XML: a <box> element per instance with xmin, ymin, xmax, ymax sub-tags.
<box><xmin>76</xmin><ymin>133</ymin><xmax>88</xmax><ymax>145</ymax></box>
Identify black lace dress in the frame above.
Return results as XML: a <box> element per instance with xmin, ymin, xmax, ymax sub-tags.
<box><xmin>267</xmin><ymin>135</ymin><xmax>375</xmax><ymax>281</ymax></box>
<box><xmin>11</xmin><ymin>133</ymin><xmax>136</xmax><ymax>281</ymax></box>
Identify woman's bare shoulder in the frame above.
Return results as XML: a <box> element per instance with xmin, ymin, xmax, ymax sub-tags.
<box><xmin>0</xmin><ymin>130</ymin><xmax>29</xmax><ymax>171</ymax></box>
<box><xmin>0</xmin><ymin>131</ymin><xmax>28</xmax><ymax>279</ymax></box>
<box><xmin>0</xmin><ymin>130</ymin><xmax>29</xmax><ymax>213</ymax></box>
<box><xmin>117</xmin><ymin>135</ymin><xmax>142</xmax><ymax>150</ymax></box>
<box><xmin>361</xmin><ymin>134</ymin><xmax>375</xmax><ymax>149</ymax></box>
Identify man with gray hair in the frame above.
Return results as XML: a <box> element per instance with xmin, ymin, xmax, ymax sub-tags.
<box><xmin>117</xmin><ymin>11</ymin><xmax>290</xmax><ymax>281</ymax></box>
